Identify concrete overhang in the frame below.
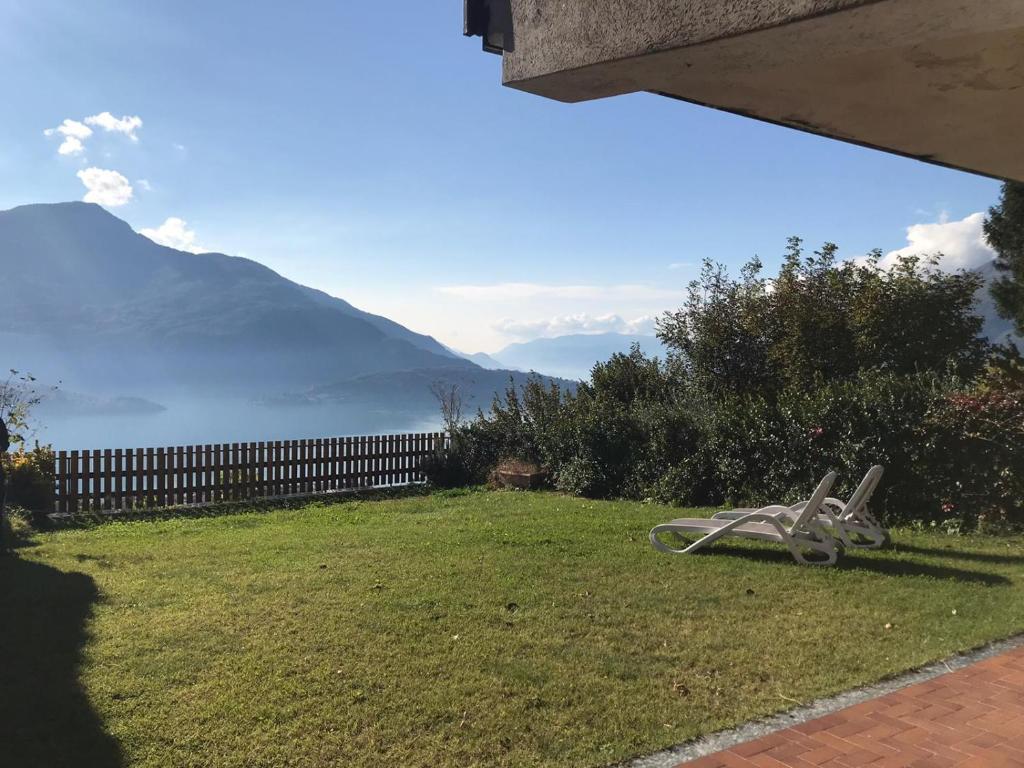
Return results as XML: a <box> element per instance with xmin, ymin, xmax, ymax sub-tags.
<box><xmin>466</xmin><ymin>0</ymin><xmax>1024</xmax><ymax>181</ymax></box>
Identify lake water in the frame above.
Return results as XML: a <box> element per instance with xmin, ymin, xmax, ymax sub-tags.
<box><xmin>33</xmin><ymin>398</ymin><xmax>442</xmax><ymax>451</ymax></box>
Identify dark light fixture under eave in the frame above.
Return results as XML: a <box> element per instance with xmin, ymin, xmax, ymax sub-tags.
<box><xmin>464</xmin><ymin>0</ymin><xmax>514</xmax><ymax>55</ymax></box>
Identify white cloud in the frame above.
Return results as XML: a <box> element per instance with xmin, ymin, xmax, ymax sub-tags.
<box><xmin>437</xmin><ymin>282</ymin><xmax>683</xmax><ymax>302</ymax></box>
<box><xmin>43</xmin><ymin>118</ymin><xmax>93</xmax><ymax>156</ymax></box>
<box><xmin>44</xmin><ymin>112</ymin><xmax>142</xmax><ymax>157</ymax></box>
<box><xmin>668</xmin><ymin>261</ymin><xmax>696</xmax><ymax>271</ymax></box>
<box><xmin>136</xmin><ymin>178</ymin><xmax>152</xmax><ymax>191</ymax></box>
<box><xmin>76</xmin><ymin>167</ymin><xmax>134</xmax><ymax>207</ymax></box>
<box><xmin>84</xmin><ymin>112</ymin><xmax>143</xmax><ymax>141</ymax></box>
<box><xmin>58</xmin><ymin>136</ymin><xmax>86</xmax><ymax>156</ymax></box>
<box><xmin>494</xmin><ymin>313</ymin><xmax>658</xmax><ymax>339</ymax></box>
<box><xmin>881</xmin><ymin>212</ymin><xmax>995</xmax><ymax>272</ymax></box>
<box><xmin>140</xmin><ymin>217</ymin><xmax>207</xmax><ymax>253</ymax></box>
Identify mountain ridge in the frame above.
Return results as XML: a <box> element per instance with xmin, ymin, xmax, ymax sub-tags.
<box><xmin>490</xmin><ymin>333</ymin><xmax>668</xmax><ymax>381</ymax></box>
<box><xmin>1</xmin><ymin>202</ymin><xmax>474</xmax><ymax>395</ymax></box>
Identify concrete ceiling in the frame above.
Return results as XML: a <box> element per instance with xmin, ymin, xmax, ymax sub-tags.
<box><xmin>486</xmin><ymin>0</ymin><xmax>1024</xmax><ymax>181</ymax></box>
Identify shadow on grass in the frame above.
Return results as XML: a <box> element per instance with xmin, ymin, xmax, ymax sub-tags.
<box><xmin>891</xmin><ymin>542</ymin><xmax>1024</xmax><ymax>566</ymax></box>
<box><xmin>686</xmin><ymin>544</ymin><xmax>1012</xmax><ymax>585</ymax></box>
<box><xmin>0</xmin><ymin>554</ymin><xmax>124</xmax><ymax>767</ymax></box>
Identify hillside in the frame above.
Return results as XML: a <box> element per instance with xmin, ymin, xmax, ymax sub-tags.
<box><xmin>284</xmin><ymin>366</ymin><xmax>576</xmax><ymax>414</ymax></box>
<box><xmin>1</xmin><ymin>202</ymin><xmax>473</xmax><ymax>395</ymax></box>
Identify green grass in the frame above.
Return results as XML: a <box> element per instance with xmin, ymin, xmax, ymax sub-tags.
<box><xmin>3</xmin><ymin>490</ymin><xmax>1024</xmax><ymax>768</ymax></box>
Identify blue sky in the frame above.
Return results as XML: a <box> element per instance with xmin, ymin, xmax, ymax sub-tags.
<box><xmin>0</xmin><ymin>1</ymin><xmax>1002</xmax><ymax>352</ymax></box>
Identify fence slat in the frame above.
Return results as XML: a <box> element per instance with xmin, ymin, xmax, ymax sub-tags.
<box><xmin>89</xmin><ymin>449</ymin><xmax>101</xmax><ymax>511</ymax></box>
<box><xmin>317</xmin><ymin>438</ymin><xmax>324</xmax><ymax>493</ymax></box>
<box><xmin>112</xmin><ymin>449</ymin><xmax>123</xmax><ymax>511</ymax></box>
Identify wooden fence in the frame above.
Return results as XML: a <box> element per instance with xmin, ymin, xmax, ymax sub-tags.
<box><xmin>53</xmin><ymin>432</ymin><xmax>446</xmax><ymax>515</ymax></box>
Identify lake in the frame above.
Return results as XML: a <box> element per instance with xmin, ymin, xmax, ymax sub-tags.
<box><xmin>33</xmin><ymin>398</ymin><xmax>442</xmax><ymax>450</ymax></box>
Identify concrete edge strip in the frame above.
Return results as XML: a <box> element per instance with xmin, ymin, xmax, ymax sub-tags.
<box><xmin>618</xmin><ymin>633</ymin><xmax>1024</xmax><ymax>768</ymax></box>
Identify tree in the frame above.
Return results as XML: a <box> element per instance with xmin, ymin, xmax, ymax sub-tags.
<box><xmin>983</xmin><ymin>181</ymin><xmax>1024</xmax><ymax>337</ymax></box>
<box><xmin>1</xmin><ymin>371</ymin><xmax>38</xmax><ymax>543</ymax></box>
<box><xmin>0</xmin><ymin>370</ymin><xmax>53</xmax><ymax>542</ymax></box>
<box><xmin>430</xmin><ymin>380</ymin><xmax>464</xmax><ymax>434</ymax></box>
<box><xmin>656</xmin><ymin>240</ymin><xmax>988</xmax><ymax>395</ymax></box>
<box><xmin>0</xmin><ymin>370</ymin><xmax>47</xmax><ymax>447</ymax></box>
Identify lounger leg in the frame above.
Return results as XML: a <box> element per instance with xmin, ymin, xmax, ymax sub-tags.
<box><xmin>784</xmin><ymin>534</ymin><xmax>838</xmax><ymax>566</ymax></box>
<box><xmin>649</xmin><ymin>525</ymin><xmax>738</xmax><ymax>555</ymax></box>
<box><xmin>649</xmin><ymin>526</ymin><xmax>696</xmax><ymax>555</ymax></box>
<box><xmin>840</xmin><ymin>522</ymin><xmax>888</xmax><ymax>549</ymax></box>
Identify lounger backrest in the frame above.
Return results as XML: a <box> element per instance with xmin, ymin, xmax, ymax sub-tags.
<box><xmin>790</xmin><ymin>471</ymin><xmax>838</xmax><ymax>531</ymax></box>
<box><xmin>842</xmin><ymin>465</ymin><xmax>884</xmax><ymax>519</ymax></box>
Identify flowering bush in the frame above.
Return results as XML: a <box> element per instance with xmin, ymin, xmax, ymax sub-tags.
<box><xmin>2</xmin><ymin>443</ymin><xmax>55</xmax><ymax>518</ymax></box>
<box><xmin>925</xmin><ymin>383</ymin><xmax>1024</xmax><ymax>532</ymax></box>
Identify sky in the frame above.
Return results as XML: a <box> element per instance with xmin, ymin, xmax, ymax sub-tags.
<box><xmin>0</xmin><ymin>1</ymin><xmax>1003</xmax><ymax>353</ymax></box>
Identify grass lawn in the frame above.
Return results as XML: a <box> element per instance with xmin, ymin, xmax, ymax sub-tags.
<box><xmin>3</xmin><ymin>489</ymin><xmax>1024</xmax><ymax>768</ymax></box>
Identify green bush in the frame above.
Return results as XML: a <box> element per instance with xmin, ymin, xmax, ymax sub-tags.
<box><xmin>435</xmin><ymin>236</ymin><xmax>1022</xmax><ymax>531</ymax></box>
<box><xmin>2</xmin><ymin>443</ymin><xmax>55</xmax><ymax>522</ymax></box>
<box><xmin>924</xmin><ymin>379</ymin><xmax>1024</xmax><ymax>532</ymax></box>
<box><xmin>686</xmin><ymin>372</ymin><xmax>962</xmax><ymax>524</ymax></box>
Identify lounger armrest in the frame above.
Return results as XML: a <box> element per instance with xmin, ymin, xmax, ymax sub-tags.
<box><xmin>716</xmin><ymin>504</ymin><xmax>802</xmax><ymax>520</ymax></box>
<box><xmin>759</xmin><ymin>505</ymin><xmax>799</xmax><ymax>517</ymax></box>
<box><xmin>713</xmin><ymin>511</ymin><xmax>791</xmax><ymax>537</ymax></box>
<box><xmin>712</xmin><ymin>509</ymin><xmax>752</xmax><ymax>520</ymax></box>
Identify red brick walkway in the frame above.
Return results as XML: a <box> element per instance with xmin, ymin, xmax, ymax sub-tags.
<box><xmin>678</xmin><ymin>644</ymin><xmax>1024</xmax><ymax>768</ymax></box>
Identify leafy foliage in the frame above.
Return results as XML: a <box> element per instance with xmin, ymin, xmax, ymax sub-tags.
<box><xmin>1</xmin><ymin>444</ymin><xmax>56</xmax><ymax>520</ymax></box>
<box><xmin>0</xmin><ymin>369</ymin><xmax>54</xmax><ymax>447</ymax></box>
<box><xmin>924</xmin><ymin>370</ymin><xmax>1024</xmax><ymax>532</ymax></box>
<box><xmin>984</xmin><ymin>181</ymin><xmax>1024</xmax><ymax>337</ymax></box>
<box><xmin>657</xmin><ymin>239</ymin><xmax>987</xmax><ymax>395</ymax></box>
<box><xmin>435</xmin><ymin>239</ymin><xmax>1020</xmax><ymax>531</ymax></box>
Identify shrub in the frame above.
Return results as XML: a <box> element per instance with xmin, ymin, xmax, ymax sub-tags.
<box><xmin>657</xmin><ymin>241</ymin><xmax>988</xmax><ymax>396</ymax></box>
<box><xmin>2</xmin><ymin>443</ymin><xmax>55</xmax><ymax>523</ymax></box>
<box><xmin>435</xmin><ymin>237</ymin><xmax>1017</xmax><ymax>532</ymax></box>
<box><xmin>924</xmin><ymin>382</ymin><xmax>1024</xmax><ymax>532</ymax></box>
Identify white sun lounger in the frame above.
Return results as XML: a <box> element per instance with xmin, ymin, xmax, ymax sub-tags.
<box><xmin>649</xmin><ymin>472</ymin><xmax>839</xmax><ymax>566</ymax></box>
<box><xmin>713</xmin><ymin>466</ymin><xmax>888</xmax><ymax>550</ymax></box>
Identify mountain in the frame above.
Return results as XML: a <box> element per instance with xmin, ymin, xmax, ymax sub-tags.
<box><xmin>492</xmin><ymin>333</ymin><xmax>668</xmax><ymax>381</ymax></box>
<box><xmin>1</xmin><ymin>202</ymin><xmax>473</xmax><ymax>395</ymax></box>
<box><xmin>36</xmin><ymin>389</ymin><xmax>167</xmax><ymax>418</ymax></box>
<box><xmin>451</xmin><ymin>350</ymin><xmax>506</xmax><ymax>370</ymax></box>
<box><xmin>282</xmin><ymin>367</ymin><xmax>576</xmax><ymax>414</ymax></box>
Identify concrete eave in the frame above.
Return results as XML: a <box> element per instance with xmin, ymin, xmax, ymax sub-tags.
<box><xmin>489</xmin><ymin>0</ymin><xmax>1024</xmax><ymax>181</ymax></box>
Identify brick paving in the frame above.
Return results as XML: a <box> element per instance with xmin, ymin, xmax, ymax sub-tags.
<box><xmin>676</xmin><ymin>645</ymin><xmax>1024</xmax><ymax>767</ymax></box>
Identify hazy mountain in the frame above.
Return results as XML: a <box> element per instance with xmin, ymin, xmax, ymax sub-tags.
<box><xmin>284</xmin><ymin>366</ymin><xmax>576</xmax><ymax>415</ymax></box>
<box><xmin>1</xmin><ymin>202</ymin><xmax>473</xmax><ymax>395</ymax></box>
<box><xmin>492</xmin><ymin>333</ymin><xmax>668</xmax><ymax>381</ymax></box>
<box><xmin>36</xmin><ymin>389</ymin><xmax>166</xmax><ymax>419</ymax></box>
<box><xmin>451</xmin><ymin>349</ymin><xmax>506</xmax><ymax>370</ymax></box>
